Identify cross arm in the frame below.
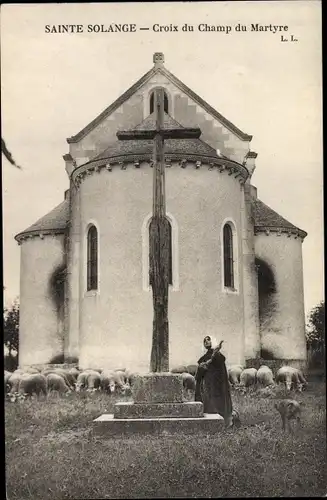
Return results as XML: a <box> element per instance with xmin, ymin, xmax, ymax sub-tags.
<box><xmin>117</xmin><ymin>128</ymin><xmax>201</xmax><ymax>141</ymax></box>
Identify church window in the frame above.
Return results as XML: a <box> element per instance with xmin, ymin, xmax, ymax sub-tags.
<box><xmin>150</xmin><ymin>90</ymin><xmax>169</xmax><ymax>114</ymax></box>
<box><xmin>149</xmin><ymin>217</ymin><xmax>173</xmax><ymax>285</ymax></box>
<box><xmin>87</xmin><ymin>225</ymin><xmax>98</xmax><ymax>291</ymax></box>
<box><xmin>223</xmin><ymin>223</ymin><xmax>234</xmax><ymax>288</ymax></box>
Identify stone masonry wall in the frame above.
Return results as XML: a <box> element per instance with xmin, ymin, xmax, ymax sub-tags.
<box><xmin>19</xmin><ymin>235</ymin><xmax>66</xmax><ymax>366</ymax></box>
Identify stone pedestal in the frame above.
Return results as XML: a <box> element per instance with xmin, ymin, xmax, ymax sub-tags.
<box><xmin>133</xmin><ymin>373</ymin><xmax>184</xmax><ymax>403</ymax></box>
<box><xmin>93</xmin><ymin>373</ymin><xmax>225</xmax><ymax>437</ymax></box>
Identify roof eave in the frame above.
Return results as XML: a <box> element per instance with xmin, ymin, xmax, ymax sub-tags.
<box><xmin>254</xmin><ymin>225</ymin><xmax>307</xmax><ymax>240</ymax></box>
<box><xmin>15</xmin><ymin>227</ymin><xmax>67</xmax><ymax>243</ymax></box>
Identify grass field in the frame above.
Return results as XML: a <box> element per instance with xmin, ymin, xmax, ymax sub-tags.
<box><xmin>5</xmin><ymin>380</ymin><xmax>326</xmax><ymax>499</ymax></box>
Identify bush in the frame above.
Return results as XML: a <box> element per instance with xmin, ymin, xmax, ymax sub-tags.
<box><xmin>4</xmin><ymin>354</ymin><xmax>18</xmax><ymax>371</ymax></box>
<box><xmin>306</xmin><ymin>301</ymin><xmax>325</xmax><ymax>373</ymax></box>
<box><xmin>4</xmin><ymin>300</ymin><xmax>19</xmax><ymax>358</ymax></box>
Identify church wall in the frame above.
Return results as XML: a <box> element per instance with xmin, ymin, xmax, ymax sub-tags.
<box><xmin>165</xmin><ymin>163</ymin><xmax>245</xmax><ymax>368</ymax></box>
<box><xmin>19</xmin><ymin>235</ymin><xmax>66</xmax><ymax>367</ymax></box>
<box><xmin>241</xmin><ymin>184</ymin><xmax>260</xmax><ymax>360</ymax></box>
<box><xmin>77</xmin><ymin>165</ymin><xmax>153</xmax><ymax>372</ymax></box>
<box><xmin>75</xmin><ymin>162</ymin><xmax>246</xmax><ymax>372</ymax></box>
<box><xmin>254</xmin><ymin>233</ymin><xmax>307</xmax><ymax>364</ymax></box>
<box><xmin>65</xmin><ymin>182</ymin><xmax>81</xmax><ymax>361</ymax></box>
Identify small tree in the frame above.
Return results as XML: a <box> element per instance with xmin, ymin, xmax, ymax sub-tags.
<box><xmin>306</xmin><ymin>301</ymin><xmax>325</xmax><ymax>371</ymax></box>
<box><xmin>3</xmin><ymin>299</ymin><xmax>20</xmax><ymax>357</ymax></box>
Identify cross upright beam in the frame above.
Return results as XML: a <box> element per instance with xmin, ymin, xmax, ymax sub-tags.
<box><xmin>117</xmin><ymin>88</ymin><xmax>201</xmax><ymax>372</ymax></box>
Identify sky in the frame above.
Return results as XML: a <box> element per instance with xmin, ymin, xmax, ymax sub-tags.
<box><xmin>1</xmin><ymin>1</ymin><xmax>323</xmax><ymax>319</ymax></box>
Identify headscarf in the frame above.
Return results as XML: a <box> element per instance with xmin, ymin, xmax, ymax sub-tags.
<box><xmin>201</xmin><ymin>335</ymin><xmax>219</xmax><ymax>355</ymax></box>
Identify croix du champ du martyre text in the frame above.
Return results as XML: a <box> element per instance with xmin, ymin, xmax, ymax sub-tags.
<box><xmin>44</xmin><ymin>23</ymin><xmax>291</xmax><ymax>35</ymax></box>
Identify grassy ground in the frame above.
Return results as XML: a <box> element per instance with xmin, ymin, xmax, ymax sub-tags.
<box><xmin>5</xmin><ymin>381</ymin><xmax>326</xmax><ymax>499</ymax></box>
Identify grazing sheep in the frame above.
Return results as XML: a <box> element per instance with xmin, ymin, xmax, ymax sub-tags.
<box><xmin>85</xmin><ymin>371</ymin><xmax>101</xmax><ymax>391</ymax></box>
<box><xmin>115</xmin><ymin>370</ymin><xmax>128</xmax><ymax>382</ymax></box>
<box><xmin>257</xmin><ymin>365</ymin><xmax>275</xmax><ymax>387</ymax></box>
<box><xmin>228</xmin><ymin>365</ymin><xmax>243</xmax><ymax>386</ymax></box>
<box><xmin>112</xmin><ymin>370</ymin><xmax>129</xmax><ymax>393</ymax></box>
<box><xmin>186</xmin><ymin>364</ymin><xmax>198</xmax><ymax>376</ymax></box>
<box><xmin>59</xmin><ymin>369</ymin><xmax>79</xmax><ymax>388</ymax></box>
<box><xmin>14</xmin><ymin>368</ymin><xmax>25</xmax><ymax>373</ymax></box>
<box><xmin>46</xmin><ymin>373</ymin><xmax>71</xmax><ymax>395</ymax></box>
<box><xmin>8</xmin><ymin>371</ymin><xmax>28</xmax><ymax>394</ymax></box>
<box><xmin>275</xmin><ymin>399</ymin><xmax>303</xmax><ymax>432</ymax></box>
<box><xmin>101</xmin><ymin>369</ymin><xmax>128</xmax><ymax>393</ymax></box>
<box><xmin>42</xmin><ymin>369</ymin><xmax>75</xmax><ymax>390</ymax></box>
<box><xmin>25</xmin><ymin>367</ymin><xmax>40</xmax><ymax>374</ymax></box>
<box><xmin>124</xmin><ymin>369</ymin><xmax>135</xmax><ymax>386</ymax></box>
<box><xmin>240</xmin><ymin>368</ymin><xmax>257</xmax><ymax>388</ymax></box>
<box><xmin>75</xmin><ymin>372</ymin><xmax>89</xmax><ymax>392</ymax></box>
<box><xmin>276</xmin><ymin>366</ymin><xmax>308</xmax><ymax>391</ymax></box>
<box><xmin>75</xmin><ymin>370</ymin><xmax>101</xmax><ymax>391</ymax></box>
<box><xmin>100</xmin><ymin>370</ymin><xmax>111</xmax><ymax>393</ymax></box>
<box><xmin>100</xmin><ymin>370</ymin><xmax>115</xmax><ymax>393</ymax></box>
<box><xmin>68</xmin><ymin>367</ymin><xmax>80</xmax><ymax>379</ymax></box>
<box><xmin>182</xmin><ymin>372</ymin><xmax>196</xmax><ymax>392</ymax></box>
<box><xmin>171</xmin><ymin>365</ymin><xmax>188</xmax><ymax>374</ymax></box>
<box><xmin>18</xmin><ymin>373</ymin><xmax>47</xmax><ymax>398</ymax></box>
<box><xmin>84</xmin><ymin>368</ymin><xmax>102</xmax><ymax>374</ymax></box>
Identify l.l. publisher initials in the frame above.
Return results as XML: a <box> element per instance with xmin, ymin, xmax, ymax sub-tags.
<box><xmin>281</xmin><ymin>34</ymin><xmax>298</xmax><ymax>42</ymax></box>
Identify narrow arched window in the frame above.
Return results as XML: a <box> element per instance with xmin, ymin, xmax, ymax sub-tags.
<box><xmin>149</xmin><ymin>217</ymin><xmax>172</xmax><ymax>286</ymax></box>
<box><xmin>150</xmin><ymin>90</ymin><xmax>169</xmax><ymax>114</ymax></box>
<box><xmin>223</xmin><ymin>224</ymin><xmax>234</xmax><ymax>288</ymax></box>
<box><xmin>87</xmin><ymin>225</ymin><xmax>98</xmax><ymax>291</ymax></box>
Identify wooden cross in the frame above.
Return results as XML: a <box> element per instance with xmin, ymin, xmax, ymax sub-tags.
<box><xmin>117</xmin><ymin>89</ymin><xmax>201</xmax><ymax>372</ymax></box>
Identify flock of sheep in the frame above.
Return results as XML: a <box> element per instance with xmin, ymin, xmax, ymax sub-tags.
<box><xmin>4</xmin><ymin>362</ymin><xmax>308</xmax><ymax>402</ymax></box>
<box><xmin>227</xmin><ymin>364</ymin><xmax>308</xmax><ymax>392</ymax></box>
<box><xmin>4</xmin><ymin>366</ymin><xmax>134</xmax><ymax>400</ymax></box>
<box><xmin>171</xmin><ymin>363</ymin><xmax>308</xmax><ymax>393</ymax></box>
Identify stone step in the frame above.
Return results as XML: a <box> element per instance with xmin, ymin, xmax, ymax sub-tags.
<box><xmin>93</xmin><ymin>413</ymin><xmax>225</xmax><ymax>437</ymax></box>
<box><xmin>114</xmin><ymin>401</ymin><xmax>204</xmax><ymax>419</ymax></box>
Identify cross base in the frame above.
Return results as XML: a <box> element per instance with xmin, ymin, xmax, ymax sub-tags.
<box><xmin>93</xmin><ymin>373</ymin><xmax>225</xmax><ymax>437</ymax></box>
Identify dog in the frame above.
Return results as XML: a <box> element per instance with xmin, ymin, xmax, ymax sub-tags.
<box><xmin>275</xmin><ymin>399</ymin><xmax>303</xmax><ymax>432</ymax></box>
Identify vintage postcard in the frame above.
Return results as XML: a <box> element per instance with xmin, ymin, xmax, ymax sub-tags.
<box><xmin>2</xmin><ymin>1</ymin><xmax>324</xmax><ymax>499</ymax></box>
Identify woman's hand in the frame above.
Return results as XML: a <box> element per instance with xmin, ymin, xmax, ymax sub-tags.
<box><xmin>212</xmin><ymin>340</ymin><xmax>224</xmax><ymax>356</ymax></box>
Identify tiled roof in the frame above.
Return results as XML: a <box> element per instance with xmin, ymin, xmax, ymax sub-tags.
<box><xmin>91</xmin><ymin>112</ymin><xmax>220</xmax><ymax>163</ymax></box>
<box><xmin>254</xmin><ymin>199</ymin><xmax>307</xmax><ymax>238</ymax></box>
<box><xmin>67</xmin><ymin>65</ymin><xmax>252</xmax><ymax>144</ymax></box>
<box><xmin>15</xmin><ymin>199</ymin><xmax>69</xmax><ymax>241</ymax></box>
<box><xmin>15</xmin><ymin>192</ymin><xmax>307</xmax><ymax>243</ymax></box>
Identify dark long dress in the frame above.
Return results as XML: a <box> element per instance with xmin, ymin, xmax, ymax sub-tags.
<box><xmin>195</xmin><ymin>348</ymin><xmax>233</xmax><ymax>422</ymax></box>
